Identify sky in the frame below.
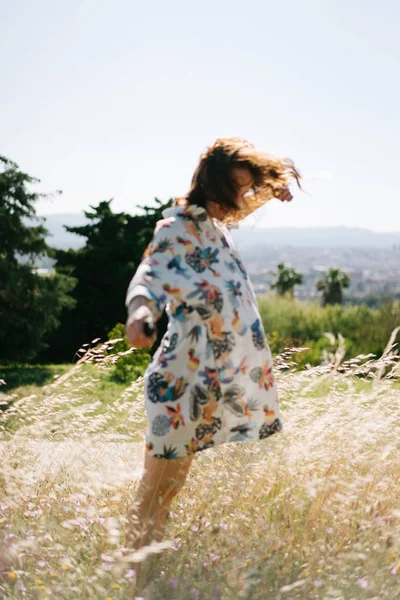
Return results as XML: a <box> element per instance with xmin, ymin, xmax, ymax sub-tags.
<box><xmin>1</xmin><ymin>0</ymin><xmax>399</xmax><ymax>231</ymax></box>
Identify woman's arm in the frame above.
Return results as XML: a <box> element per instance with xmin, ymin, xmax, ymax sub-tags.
<box><xmin>125</xmin><ymin>215</ymin><xmax>199</xmax><ymax>348</ymax></box>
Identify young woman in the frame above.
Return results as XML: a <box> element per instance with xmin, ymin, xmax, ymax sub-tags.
<box><xmin>124</xmin><ymin>137</ymin><xmax>300</xmax><ymax>553</ymax></box>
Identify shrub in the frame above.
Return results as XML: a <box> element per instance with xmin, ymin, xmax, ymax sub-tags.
<box><xmin>258</xmin><ymin>295</ymin><xmax>400</xmax><ymax>366</ymax></box>
<box><xmin>107</xmin><ymin>323</ymin><xmax>151</xmax><ymax>383</ymax></box>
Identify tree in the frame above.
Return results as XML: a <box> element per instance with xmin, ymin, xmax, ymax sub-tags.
<box><xmin>47</xmin><ymin>198</ymin><xmax>171</xmax><ymax>362</ymax></box>
<box><xmin>271</xmin><ymin>263</ymin><xmax>303</xmax><ymax>297</ymax></box>
<box><xmin>316</xmin><ymin>268</ymin><xmax>350</xmax><ymax>306</ymax></box>
<box><xmin>0</xmin><ymin>156</ymin><xmax>75</xmax><ymax>363</ymax></box>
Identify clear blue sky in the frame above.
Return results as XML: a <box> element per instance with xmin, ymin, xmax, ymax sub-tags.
<box><xmin>1</xmin><ymin>0</ymin><xmax>399</xmax><ymax>230</ymax></box>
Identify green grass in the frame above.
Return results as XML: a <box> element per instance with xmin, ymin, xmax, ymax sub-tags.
<box><xmin>0</xmin><ymin>363</ymin><xmax>71</xmax><ymax>394</ymax></box>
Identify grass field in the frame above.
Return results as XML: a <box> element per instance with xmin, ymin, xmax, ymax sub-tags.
<box><xmin>1</xmin><ymin>340</ymin><xmax>400</xmax><ymax>599</ymax></box>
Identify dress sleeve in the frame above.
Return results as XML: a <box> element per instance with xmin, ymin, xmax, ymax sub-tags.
<box><xmin>125</xmin><ymin>218</ymin><xmax>191</xmax><ymax>318</ymax></box>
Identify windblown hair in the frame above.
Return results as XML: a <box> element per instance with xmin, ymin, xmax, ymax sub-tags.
<box><xmin>180</xmin><ymin>137</ymin><xmax>301</xmax><ymax>218</ymax></box>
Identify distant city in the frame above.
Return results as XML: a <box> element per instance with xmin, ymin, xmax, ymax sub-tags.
<box><xmin>237</xmin><ymin>244</ymin><xmax>400</xmax><ymax>301</ymax></box>
<box><xmin>41</xmin><ymin>214</ymin><xmax>400</xmax><ymax>303</ymax></box>
<box><xmin>231</xmin><ymin>227</ymin><xmax>400</xmax><ymax>301</ymax></box>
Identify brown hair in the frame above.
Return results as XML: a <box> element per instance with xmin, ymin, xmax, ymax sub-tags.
<box><xmin>182</xmin><ymin>137</ymin><xmax>301</xmax><ymax>215</ymax></box>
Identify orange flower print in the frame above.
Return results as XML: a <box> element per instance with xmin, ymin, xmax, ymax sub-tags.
<box><xmin>249</xmin><ymin>360</ymin><xmax>275</xmax><ymax>391</ymax></box>
<box><xmin>263</xmin><ymin>407</ymin><xmax>276</xmax><ymax>423</ymax></box>
<box><xmin>187</xmin><ymin>349</ymin><xmax>201</xmax><ymax>372</ymax></box>
<box><xmin>202</xmin><ymin>394</ymin><xmax>219</xmax><ymax>423</ymax></box>
<box><xmin>166</xmin><ymin>403</ymin><xmax>185</xmax><ymax>430</ymax></box>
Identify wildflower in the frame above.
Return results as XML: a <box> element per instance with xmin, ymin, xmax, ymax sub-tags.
<box><xmin>7</xmin><ymin>572</ymin><xmax>17</xmax><ymax>580</ymax></box>
<box><xmin>50</xmin><ymin>572</ymin><xmax>58</xmax><ymax>577</ymax></box>
<box><xmin>210</xmin><ymin>553</ymin><xmax>220</xmax><ymax>563</ymax></box>
<box><xmin>35</xmin><ymin>579</ymin><xmax>43</xmax><ymax>584</ymax></box>
<box><xmin>61</xmin><ymin>565</ymin><xmax>69</xmax><ymax>570</ymax></box>
<box><xmin>357</xmin><ymin>578</ymin><xmax>368</xmax><ymax>589</ymax></box>
<box><xmin>316</xmin><ymin>568</ymin><xmax>323</xmax><ymax>573</ymax></box>
<box><xmin>113</xmin><ymin>583</ymin><xmax>121</xmax><ymax>589</ymax></box>
<box><xmin>125</xmin><ymin>569</ymin><xmax>135</xmax><ymax>580</ymax></box>
<box><xmin>40</xmin><ymin>585</ymin><xmax>47</xmax><ymax>591</ymax></box>
<box><xmin>168</xmin><ymin>577</ymin><xmax>179</xmax><ymax>589</ymax></box>
<box><xmin>211</xmin><ymin>585</ymin><xmax>223</xmax><ymax>600</ymax></box>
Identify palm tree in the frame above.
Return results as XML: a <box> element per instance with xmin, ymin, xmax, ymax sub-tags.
<box><xmin>271</xmin><ymin>263</ymin><xmax>303</xmax><ymax>297</ymax></box>
<box><xmin>316</xmin><ymin>268</ymin><xmax>350</xmax><ymax>306</ymax></box>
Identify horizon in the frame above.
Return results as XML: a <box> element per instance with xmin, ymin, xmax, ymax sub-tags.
<box><xmin>41</xmin><ymin>212</ymin><xmax>400</xmax><ymax>235</ymax></box>
<box><xmin>2</xmin><ymin>0</ymin><xmax>400</xmax><ymax>232</ymax></box>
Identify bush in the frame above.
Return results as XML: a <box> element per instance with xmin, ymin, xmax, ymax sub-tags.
<box><xmin>107</xmin><ymin>323</ymin><xmax>151</xmax><ymax>383</ymax></box>
<box><xmin>258</xmin><ymin>295</ymin><xmax>400</xmax><ymax>366</ymax></box>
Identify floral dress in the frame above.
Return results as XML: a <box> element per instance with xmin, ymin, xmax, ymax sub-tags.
<box><xmin>126</xmin><ymin>204</ymin><xmax>282</xmax><ymax>459</ymax></box>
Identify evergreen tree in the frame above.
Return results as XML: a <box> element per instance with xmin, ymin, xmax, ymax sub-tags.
<box><xmin>0</xmin><ymin>156</ymin><xmax>75</xmax><ymax>363</ymax></box>
<box><xmin>48</xmin><ymin>198</ymin><xmax>171</xmax><ymax>361</ymax></box>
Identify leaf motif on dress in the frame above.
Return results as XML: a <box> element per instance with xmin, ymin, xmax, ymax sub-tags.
<box><xmin>195</xmin><ymin>417</ymin><xmax>222</xmax><ymax>439</ymax></box>
<box><xmin>196</xmin><ymin>304</ymin><xmax>213</xmax><ymax>320</ymax></box>
<box><xmin>251</xmin><ymin>319</ymin><xmax>266</xmax><ymax>350</ymax></box>
<box><xmin>259</xmin><ymin>419</ymin><xmax>282</xmax><ymax>440</ymax></box>
<box><xmin>190</xmin><ymin>384</ymin><xmax>210</xmax><ymax>421</ymax></box>
<box><xmin>223</xmin><ymin>384</ymin><xmax>246</xmax><ymax>416</ymax></box>
<box><xmin>247</xmin><ymin>398</ymin><xmax>260</xmax><ymax>412</ymax></box>
<box><xmin>188</xmin><ymin>325</ymin><xmax>202</xmax><ymax>343</ymax></box>
<box><xmin>229</xmin><ymin>422</ymin><xmax>256</xmax><ymax>442</ymax></box>
<box><xmin>165</xmin><ymin>332</ymin><xmax>178</xmax><ymax>354</ymax></box>
<box><xmin>210</xmin><ymin>332</ymin><xmax>236</xmax><ymax>359</ymax></box>
<box><xmin>167</xmin><ymin>255</ymin><xmax>189</xmax><ymax>277</ymax></box>
<box><xmin>153</xmin><ymin>444</ymin><xmax>180</xmax><ymax>459</ymax></box>
<box><xmin>249</xmin><ymin>367</ymin><xmax>262</xmax><ymax>383</ymax></box>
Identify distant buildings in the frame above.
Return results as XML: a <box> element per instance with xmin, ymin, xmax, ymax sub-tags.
<box><xmin>241</xmin><ymin>245</ymin><xmax>400</xmax><ymax>300</ymax></box>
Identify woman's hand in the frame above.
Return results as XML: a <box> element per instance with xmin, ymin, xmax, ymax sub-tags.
<box><xmin>276</xmin><ymin>187</ymin><xmax>293</xmax><ymax>202</ymax></box>
<box><xmin>125</xmin><ymin>297</ymin><xmax>157</xmax><ymax>348</ymax></box>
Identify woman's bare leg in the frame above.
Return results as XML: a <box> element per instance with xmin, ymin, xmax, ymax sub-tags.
<box><xmin>124</xmin><ymin>451</ymin><xmax>193</xmax><ymax>591</ymax></box>
<box><xmin>125</xmin><ymin>450</ymin><xmax>194</xmax><ymax>551</ymax></box>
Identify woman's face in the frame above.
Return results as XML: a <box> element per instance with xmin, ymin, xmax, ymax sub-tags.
<box><xmin>231</xmin><ymin>167</ymin><xmax>254</xmax><ymax>209</ymax></box>
<box><xmin>205</xmin><ymin>166</ymin><xmax>254</xmax><ymax>220</ymax></box>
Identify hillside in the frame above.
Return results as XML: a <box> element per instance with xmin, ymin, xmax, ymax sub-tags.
<box><xmin>42</xmin><ymin>213</ymin><xmax>400</xmax><ymax>250</ymax></box>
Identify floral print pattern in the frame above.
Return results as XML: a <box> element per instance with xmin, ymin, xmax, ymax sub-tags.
<box><xmin>126</xmin><ymin>205</ymin><xmax>282</xmax><ymax>459</ymax></box>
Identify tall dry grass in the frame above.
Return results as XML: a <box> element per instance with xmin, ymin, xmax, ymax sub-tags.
<box><xmin>0</xmin><ymin>334</ymin><xmax>399</xmax><ymax>599</ymax></box>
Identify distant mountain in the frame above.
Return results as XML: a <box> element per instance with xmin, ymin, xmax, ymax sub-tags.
<box><xmin>231</xmin><ymin>226</ymin><xmax>400</xmax><ymax>249</ymax></box>
<box><xmin>41</xmin><ymin>213</ymin><xmax>400</xmax><ymax>250</ymax></box>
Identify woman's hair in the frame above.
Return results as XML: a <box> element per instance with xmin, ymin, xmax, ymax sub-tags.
<box><xmin>181</xmin><ymin>137</ymin><xmax>301</xmax><ymax>214</ymax></box>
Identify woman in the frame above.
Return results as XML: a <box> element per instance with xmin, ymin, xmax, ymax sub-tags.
<box><xmin>124</xmin><ymin>137</ymin><xmax>300</xmax><ymax>553</ymax></box>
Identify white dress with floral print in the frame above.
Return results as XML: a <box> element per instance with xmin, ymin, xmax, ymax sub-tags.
<box><xmin>126</xmin><ymin>204</ymin><xmax>281</xmax><ymax>459</ymax></box>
